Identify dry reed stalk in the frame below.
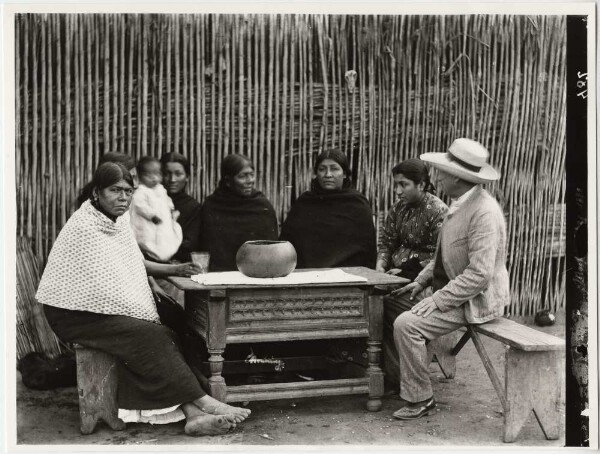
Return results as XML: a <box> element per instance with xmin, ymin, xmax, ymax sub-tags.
<box><xmin>229</xmin><ymin>16</ymin><xmax>237</xmax><ymax>155</ymax></box>
<box><xmin>78</xmin><ymin>15</ymin><xmax>86</xmax><ymax>194</ymax></box>
<box><xmin>212</xmin><ymin>17</ymin><xmax>220</xmax><ymax>187</ymax></box>
<box><xmin>141</xmin><ymin>15</ymin><xmax>149</xmax><ymax>156</ymax></box>
<box><xmin>348</xmin><ymin>16</ymin><xmax>357</xmax><ymax>171</ymax></box>
<box><xmin>188</xmin><ymin>16</ymin><xmax>195</xmax><ymax>171</ymax></box>
<box><xmin>224</xmin><ymin>15</ymin><xmax>232</xmax><ymax>158</ymax></box>
<box><xmin>102</xmin><ymin>17</ymin><xmax>110</xmax><ymax>150</ymax></box>
<box><xmin>366</xmin><ymin>16</ymin><xmax>376</xmax><ymax>197</ymax></box>
<box><xmin>173</xmin><ymin>16</ymin><xmax>181</xmax><ymax>152</ymax></box>
<box><xmin>54</xmin><ymin>16</ymin><xmax>65</xmax><ymax>227</ymax></box>
<box><xmin>215</xmin><ymin>16</ymin><xmax>224</xmax><ymax>172</ymax></box>
<box><xmin>340</xmin><ymin>16</ymin><xmax>349</xmax><ymax>155</ymax></box>
<box><xmin>73</xmin><ymin>15</ymin><xmax>81</xmax><ymax>200</ymax></box>
<box><xmin>16</xmin><ymin>236</ymin><xmax>63</xmax><ymax>359</ymax></box>
<box><xmin>307</xmin><ymin>15</ymin><xmax>314</xmax><ymax>176</ymax></box>
<box><xmin>297</xmin><ymin>18</ymin><xmax>306</xmax><ymax>195</ymax></box>
<box><xmin>86</xmin><ymin>16</ymin><xmax>94</xmax><ymax>179</ymax></box>
<box><xmin>126</xmin><ymin>16</ymin><xmax>135</xmax><ymax>155</ymax></box>
<box><xmin>164</xmin><ymin>15</ymin><xmax>173</xmax><ymax>154</ymax></box>
<box><xmin>271</xmin><ymin>14</ymin><xmax>281</xmax><ymax>206</ymax></box>
<box><xmin>265</xmin><ymin>15</ymin><xmax>276</xmax><ymax>196</ymax></box>
<box><xmin>257</xmin><ymin>15</ymin><xmax>266</xmax><ymax>186</ymax></box>
<box><xmin>181</xmin><ymin>16</ymin><xmax>189</xmax><ymax>154</ymax></box>
<box><xmin>63</xmin><ymin>16</ymin><xmax>72</xmax><ymax>228</ymax></box>
<box><xmin>317</xmin><ymin>16</ymin><xmax>328</xmax><ymax>152</ymax></box>
<box><xmin>251</xmin><ymin>16</ymin><xmax>259</xmax><ymax>168</ymax></box>
<box><xmin>198</xmin><ymin>14</ymin><xmax>207</xmax><ymax>197</ymax></box>
<box><xmin>237</xmin><ymin>16</ymin><xmax>245</xmax><ymax>155</ymax></box>
<box><xmin>134</xmin><ymin>16</ymin><xmax>142</xmax><ymax>160</ymax></box>
<box><xmin>111</xmin><ymin>15</ymin><xmax>118</xmax><ymax>153</ymax></box>
<box><xmin>245</xmin><ymin>15</ymin><xmax>253</xmax><ymax>158</ymax></box>
<box><xmin>356</xmin><ymin>16</ymin><xmax>365</xmax><ymax>194</ymax></box>
<box><xmin>16</xmin><ymin>17</ymin><xmax>23</xmax><ymax>237</ymax></box>
<box><xmin>40</xmin><ymin>16</ymin><xmax>48</xmax><ymax>256</ymax></box>
<box><xmin>279</xmin><ymin>14</ymin><xmax>289</xmax><ymax>219</ymax></box>
<box><xmin>119</xmin><ymin>16</ymin><xmax>126</xmax><ymax>154</ymax></box>
<box><xmin>23</xmin><ymin>16</ymin><xmax>32</xmax><ymax>239</ymax></box>
<box><xmin>47</xmin><ymin>16</ymin><xmax>56</xmax><ymax>245</ymax></box>
<box><xmin>285</xmin><ymin>15</ymin><xmax>296</xmax><ymax>213</ymax></box>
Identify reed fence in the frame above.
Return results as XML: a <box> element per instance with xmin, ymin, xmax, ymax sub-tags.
<box><xmin>15</xmin><ymin>13</ymin><xmax>566</xmax><ymax>317</ymax></box>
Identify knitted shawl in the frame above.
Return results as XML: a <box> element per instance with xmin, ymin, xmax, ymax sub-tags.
<box><xmin>199</xmin><ymin>185</ymin><xmax>279</xmax><ymax>272</ymax></box>
<box><xmin>280</xmin><ymin>186</ymin><xmax>377</xmax><ymax>269</ymax></box>
<box><xmin>36</xmin><ymin>200</ymin><xmax>159</xmax><ymax>323</ymax></box>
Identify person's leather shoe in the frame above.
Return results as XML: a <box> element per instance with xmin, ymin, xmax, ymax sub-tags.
<box><xmin>392</xmin><ymin>397</ymin><xmax>436</xmax><ymax>420</ymax></box>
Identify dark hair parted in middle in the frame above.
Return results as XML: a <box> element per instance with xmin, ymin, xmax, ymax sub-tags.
<box><xmin>392</xmin><ymin>158</ymin><xmax>435</xmax><ymax>193</ymax></box>
<box><xmin>220</xmin><ymin>154</ymin><xmax>254</xmax><ymax>180</ymax></box>
<box><xmin>313</xmin><ymin>149</ymin><xmax>352</xmax><ymax>189</ymax></box>
<box><xmin>92</xmin><ymin>162</ymin><xmax>134</xmax><ymax>194</ymax></box>
<box><xmin>160</xmin><ymin>152</ymin><xmax>191</xmax><ymax>176</ymax></box>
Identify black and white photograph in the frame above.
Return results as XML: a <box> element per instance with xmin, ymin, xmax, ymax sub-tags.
<box><xmin>2</xmin><ymin>1</ymin><xmax>597</xmax><ymax>451</ymax></box>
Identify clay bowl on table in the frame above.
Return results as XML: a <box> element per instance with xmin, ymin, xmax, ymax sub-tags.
<box><xmin>236</xmin><ymin>240</ymin><xmax>297</xmax><ymax>278</ymax></box>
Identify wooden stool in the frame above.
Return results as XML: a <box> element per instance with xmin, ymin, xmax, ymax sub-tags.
<box><xmin>74</xmin><ymin>344</ymin><xmax>126</xmax><ymax>434</ymax></box>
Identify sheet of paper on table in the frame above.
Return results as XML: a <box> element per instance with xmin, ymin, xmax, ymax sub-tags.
<box><xmin>190</xmin><ymin>268</ymin><xmax>369</xmax><ymax>286</ymax></box>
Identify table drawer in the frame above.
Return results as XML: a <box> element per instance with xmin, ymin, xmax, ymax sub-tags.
<box><xmin>226</xmin><ymin>286</ymin><xmax>369</xmax><ymax>340</ymax></box>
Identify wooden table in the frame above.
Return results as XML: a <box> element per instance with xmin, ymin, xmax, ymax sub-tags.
<box><xmin>169</xmin><ymin>267</ymin><xmax>407</xmax><ymax>411</ymax></box>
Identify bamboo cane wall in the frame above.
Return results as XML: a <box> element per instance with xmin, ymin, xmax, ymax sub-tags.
<box><xmin>15</xmin><ymin>13</ymin><xmax>566</xmax><ymax>316</ymax></box>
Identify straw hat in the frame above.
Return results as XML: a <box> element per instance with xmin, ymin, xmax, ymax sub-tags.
<box><xmin>419</xmin><ymin>138</ymin><xmax>500</xmax><ymax>184</ymax></box>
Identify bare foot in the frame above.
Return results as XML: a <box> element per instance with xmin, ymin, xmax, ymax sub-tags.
<box><xmin>184</xmin><ymin>413</ymin><xmax>236</xmax><ymax>436</ymax></box>
<box><xmin>194</xmin><ymin>395</ymin><xmax>251</xmax><ymax>423</ymax></box>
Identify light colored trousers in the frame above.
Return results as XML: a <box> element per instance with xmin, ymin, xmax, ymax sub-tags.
<box><xmin>387</xmin><ymin>288</ymin><xmax>467</xmax><ymax>403</ymax></box>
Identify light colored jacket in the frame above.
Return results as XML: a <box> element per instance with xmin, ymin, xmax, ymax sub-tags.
<box><xmin>414</xmin><ymin>185</ymin><xmax>510</xmax><ymax>324</ymax></box>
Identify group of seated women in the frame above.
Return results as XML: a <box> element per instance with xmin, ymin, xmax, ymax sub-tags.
<box><xmin>36</xmin><ymin>147</ymin><xmax>448</xmax><ymax>437</ymax></box>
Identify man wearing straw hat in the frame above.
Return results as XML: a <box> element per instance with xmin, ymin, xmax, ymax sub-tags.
<box><xmin>390</xmin><ymin>138</ymin><xmax>510</xmax><ymax>420</ymax></box>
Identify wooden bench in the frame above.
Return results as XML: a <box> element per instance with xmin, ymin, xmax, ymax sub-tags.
<box><xmin>74</xmin><ymin>345</ymin><xmax>125</xmax><ymax>434</ymax></box>
<box><xmin>431</xmin><ymin>318</ymin><xmax>564</xmax><ymax>442</ymax></box>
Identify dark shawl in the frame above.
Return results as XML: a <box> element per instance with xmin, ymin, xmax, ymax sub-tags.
<box><xmin>170</xmin><ymin>191</ymin><xmax>202</xmax><ymax>262</ymax></box>
<box><xmin>280</xmin><ymin>186</ymin><xmax>377</xmax><ymax>269</ymax></box>
<box><xmin>199</xmin><ymin>185</ymin><xmax>279</xmax><ymax>272</ymax></box>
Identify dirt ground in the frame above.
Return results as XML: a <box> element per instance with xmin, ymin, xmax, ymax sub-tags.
<box><xmin>15</xmin><ymin>313</ymin><xmax>565</xmax><ymax>448</ymax></box>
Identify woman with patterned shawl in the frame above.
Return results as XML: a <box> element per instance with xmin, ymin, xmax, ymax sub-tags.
<box><xmin>376</xmin><ymin>158</ymin><xmax>448</xmax><ymax>386</ymax></box>
<box><xmin>199</xmin><ymin>153</ymin><xmax>279</xmax><ymax>272</ymax></box>
<box><xmin>280</xmin><ymin>149</ymin><xmax>377</xmax><ymax>269</ymax></box>
<box><xmin>36</xmin><ymin>162</ymin><xmax>250</xmax><ymax>436</ymax></box>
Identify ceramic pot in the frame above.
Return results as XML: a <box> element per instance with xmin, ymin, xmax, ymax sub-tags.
<box><xmin>236</xmin><ymin>240</ymin><xmax>297</xmax><ymax>278</ymax></box>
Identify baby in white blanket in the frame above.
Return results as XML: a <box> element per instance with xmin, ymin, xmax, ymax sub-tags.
<box><xmin>130</xmin><ymin>156</ymin><xmax>183</xmax><ymax>262</ymax></box>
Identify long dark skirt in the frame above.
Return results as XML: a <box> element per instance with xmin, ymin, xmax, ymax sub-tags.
<box><xmin>43</xmin><ymin>301</ymin><xmax>206</xmax><ymax>410</ymax></box>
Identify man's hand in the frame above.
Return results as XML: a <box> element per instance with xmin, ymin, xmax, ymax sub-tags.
<box><xmin>391</xmin><ymin>281</ymin><xmax>424</xmax><ymax>299</ymax></box>
<box><xmin>386</xmin><ymin>268</ymin><xmax>402</xmax><ymax>276</ymax></box>
<box><xmin>410</xmin><ymin>297</ymin><xmax>437</xmax><ymax>318</ymax></box>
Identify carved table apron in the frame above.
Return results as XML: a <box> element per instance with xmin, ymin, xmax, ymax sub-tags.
<box><xmin>169</xmin><ymin>267</ymin><xmax>406</xmax><ymax>411</ymax></box>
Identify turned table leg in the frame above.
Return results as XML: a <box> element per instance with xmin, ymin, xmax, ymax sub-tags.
<box><xmin>206</xmin><ymin>291</ymin><xmax>228</xmax><ymax>402</ymax></box>
<box><xmin>366</xmin><ymin>292</ymin><xmax>384</xmax><ymax>411</ymax></box>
